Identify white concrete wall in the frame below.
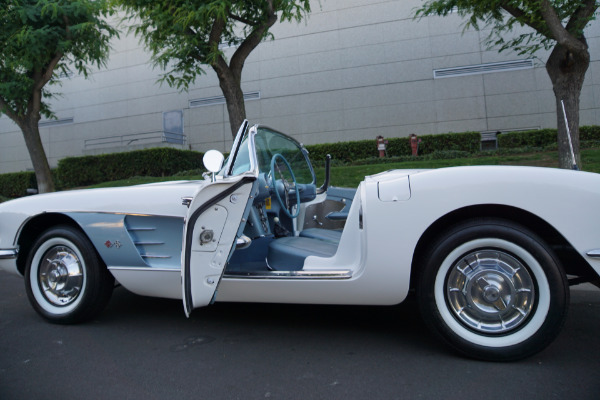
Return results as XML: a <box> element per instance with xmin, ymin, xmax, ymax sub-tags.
<box><xmin>0</xmin><ymin>0</ymin><xmax>598</xmax><ymax>173</ymax></box>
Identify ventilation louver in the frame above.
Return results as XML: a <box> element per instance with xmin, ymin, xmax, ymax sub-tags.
<box><xmin>434</xmin><ymin>59</ymin><xmax>534</xmax><ymax>79</ymax></box>
<box><xmin>190</xmin><ymin>91</ymin><xmax>260</xmax><ymax>108</ymax></box>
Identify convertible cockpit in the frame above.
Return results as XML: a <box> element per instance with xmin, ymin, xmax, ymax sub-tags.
<box><xmin>223</xmin><ymin>122</ymin><xmax>352</xmax><ymax>275</ymax></box>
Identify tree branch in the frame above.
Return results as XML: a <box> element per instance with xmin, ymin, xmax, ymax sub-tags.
<box><xmin>0</xmin><ymin>96</ymin><xmax>21</xmax><ymax>124</ymax></box>
<box><xmin>36</xmin><ymin>52</ymin><xmax>63</xmax><ymax>91</ymax></box>
<box><xmin>63</xmin><ymin>15</ymin><xmax>72</xmax><ymax>40</ymax></box>
<box><xmin>228</xmin><ymin>12</ymin><xmax>257</xmax><ymax>26</ymax></box>
<box><xmin>500</xmin><ymin>2</ymin><xmax>547</xmax><ymax>34</ymax></box>
<box><xmin>539</xmin><ymin>0</ymin><xmax>587</xmax><ymax>52</ymax></box>
<box><xmin>229</xmin><ymin>0</ymin><xmax>277</xmax><ymax>76</ymax></box>
<box><xmin>205</xmin><ymin>16</ymin><xmax>230</xmax><ymax>78</ymax></box>
<box><xmin>208</xmin><ymin>15</ymin><xmax>225</xmax><ymax>48</ymax></box>
<box><xmin>565</xmin><ymin>0</ymin><xmax>598</xmax><ymax>34</ymax></box>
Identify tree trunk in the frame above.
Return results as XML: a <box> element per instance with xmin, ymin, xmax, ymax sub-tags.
<box><xmin>217</xmin><ymin>72</ymin><xmax>247</xmax><ymax>139</ymax></box>
<box><xmin>207</xmin><ymin>6</ymin><xmax>277</xmax><ymax>139</ymax></box>
<box><xmin>20</xmin><ymin>118</ymin><xmax>55</xmax><ymax>193</ymax></box>
<box><xmin>546</xmin><ymin>43</ymin><xmax>589</xmax><ymax>169</ymax></box>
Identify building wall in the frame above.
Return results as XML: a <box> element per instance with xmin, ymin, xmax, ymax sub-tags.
<box><xmin>0</xmin><ymin>0</ymin><xmax>599</xmax><ymax>173</ymax></box>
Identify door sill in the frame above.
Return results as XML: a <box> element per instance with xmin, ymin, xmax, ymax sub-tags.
<box><xmin>223</xmin><ymin>269</ymin><xmax>352</xmax><ymax>280</ymax></box>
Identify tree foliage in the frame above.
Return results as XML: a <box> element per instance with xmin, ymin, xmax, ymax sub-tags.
<box><xmin>416</xmin><ymin>1</ymin><xmax>598</xmax><ymax>169</ymax></box>
<box><xmin>115</xmin><ymin>0</ymin><xmax>311</xmax><ymax>137</ymax></box>
<box><xmin>416</xmin><ymin>1</ymin><xmax>597</xmax><ymax>55</ymax></box>
<box><xmin>0</xmin><ymin>0</ymin><xmax>118</xmax><ymax>192</ymax></box>
<box><xmin>0</xmin><ymin>0</ymin><xmax>117</xmax><ymax>120</ymax></box>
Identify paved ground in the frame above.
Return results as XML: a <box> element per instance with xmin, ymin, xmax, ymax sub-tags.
<box><xmin>1</xmin><ymin>270</ymin><xmax>599</xmax><ymax>400</ymax></box>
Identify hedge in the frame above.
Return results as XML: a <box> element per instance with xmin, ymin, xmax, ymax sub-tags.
<box><xmin>0</xmin><ymin>171</ymin><xmax>37</xmax><ymax>199</ymax></box>
<box><xmin>57</xmin><ymin>147</ymin><xmax>205</xmax><ymax>188</ymax></box>
<box><xmin>305</xmin><ymin>131</ymin><xmax>482</xmax><ymax>163</ymax></box>
<box><xmin>2</xmin><ymin>126</ymin><xmax>600</xmax><ymax>199</ymax></box>
<box><xmin>498</xmin><ymin>126</ymin><xmax>600</xmax><ymax>148</ymax></box>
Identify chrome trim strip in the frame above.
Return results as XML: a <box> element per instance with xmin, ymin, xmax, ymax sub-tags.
<box><xmin>67</xmin><ymin>211</ymin><xmax>185</xmax><ymax>218</ymax></box>
<box><xmin>223</xmin><ymin>269</ymin><xmax>352</xmax><ymax>280</ymax></box>
<box><xmin>134</xmin><ymin>241</ymin><xmax>165</xmax><ymax>245</ymax></box>
<box><xmin>140</xmin><ymin>254</ymin><xmax>171</xmax><ymax>259</ymax></box>
<box><xmin>0</xmin><ymin>249</ymin><xmax>18</xmax><ymax>260</ymax></box>
<box><xmin>108</xmin><ymin>266</ymin><xmax>179</xmax><ymax>272</ymax></box>
<box><xmin>586</xmin><ymin>249</ymin><xmax>600</xmax><ymax>258</ymax></box>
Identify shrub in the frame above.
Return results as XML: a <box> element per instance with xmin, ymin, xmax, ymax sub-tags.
<box><xmin>0</xmin><ymin>171</ymin><xmax>37</xmax><ymax>199</ymax></box>
<box><xmin>498</xmin><ymin>126</ymin><xmax>600</xmax><ymax>149</ymax></box>
<box><xmin>580</xmin><ymin>126</ymin><xmax>600</xmax><ymax>141</ymax></box>
<box><xmin>497</xmin><ymin>129</ymin><xmax>556</xmax><ymax>148</ymax></box>
<box><xmin>305</xmin><ymin>131</ymin><xmax>481</xmax><ymax>162</ymax></box>
<box><xmin>57</xmin><ymin>147</ymin><xmax>204</xmax><ymax>188</ymax></box>
<box><xmin>306</xmin><ymin>139</ymin><xmax>378</xmax><ymax>162</ymax></box>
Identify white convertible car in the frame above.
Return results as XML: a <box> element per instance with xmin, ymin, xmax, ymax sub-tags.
<box><xmin>1</xmin><ymin>121</ymin><xmax>599</xmax><ymax>361</ymax></box>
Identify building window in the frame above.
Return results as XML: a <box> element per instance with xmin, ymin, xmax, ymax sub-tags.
<box><xmin>163</xmin><ymin>110</ymin><xmax>185</xmax><ymax>144</ymax></box>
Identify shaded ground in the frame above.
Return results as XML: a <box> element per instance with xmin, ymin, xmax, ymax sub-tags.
<box><xmin>1</xmin><ymin>271</ymin><xmax>599</xmax><ymax>400</ymax></box>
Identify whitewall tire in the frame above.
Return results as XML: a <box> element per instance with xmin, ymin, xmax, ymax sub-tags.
<box><xmin>25</xmin><ymin>225</ymin><xmax>114</xmax><ymax>324</ymax></box>
<box><xmin>418</xmin><ymin>219</ymin><xmax>568</xmax><ymax>361</ymax></box>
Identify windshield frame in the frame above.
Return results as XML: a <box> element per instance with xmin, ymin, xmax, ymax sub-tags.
<box><xmin>225</xmin><ymin>123</ymin><xmax>315</xmax><ymax>185</ymax></box>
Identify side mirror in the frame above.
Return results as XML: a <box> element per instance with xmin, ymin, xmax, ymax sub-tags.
<box><xmin>203</xmin><ymin>150</ymin><xmax>224</xmax><ymax>182</ymax></box>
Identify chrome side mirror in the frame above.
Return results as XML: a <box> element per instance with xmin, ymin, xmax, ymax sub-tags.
<box><xmin>203</xmin><ymin>150</ymin><xmax>224</xmax><ymax>182</ymax></box>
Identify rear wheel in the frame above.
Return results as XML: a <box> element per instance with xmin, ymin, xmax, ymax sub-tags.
<box><xmin>417</xmin><ymin>219</ymin><xmax>568</xmax><ymax>361</ymax></box>
<box><xmin>24</xmin><ymin>225</ymin><xmax>114</xmax><ymax>324</ymax></box>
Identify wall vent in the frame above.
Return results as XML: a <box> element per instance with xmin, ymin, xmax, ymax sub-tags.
<box><xmin>39</xmin><ymin>117</ymin><xmax>74</xmax><ymax>127</ymax></box>
<box><xmin>189</xmin><ymin>91</ymin><xmax>260</xmax><ymax>108</ymax></box>
<box><xmin>433</xmin><ymin>59</ymin><xmax>534</xmax><ymax>79</ymax></box>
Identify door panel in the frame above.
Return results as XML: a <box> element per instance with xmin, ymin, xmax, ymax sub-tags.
<box><xmin>182</xmin><ymin>175</ymin><xmax>256</xmax><ymax>316</ymax></box>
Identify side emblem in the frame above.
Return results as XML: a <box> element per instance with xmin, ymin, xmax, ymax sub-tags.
<box><xmin>104</xmin><ymin>240</ymin><xmax>122</xmax><ymax>249</ymax></box>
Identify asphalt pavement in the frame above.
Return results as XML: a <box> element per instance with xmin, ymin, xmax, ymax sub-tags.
<box><xmin>1</xmin><ymin>270</ymin><xmax>599</xmax><ymax>400</ymax></box>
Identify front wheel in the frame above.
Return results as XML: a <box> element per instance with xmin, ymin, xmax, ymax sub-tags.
<box><xmin>417</xmin><ymin>219</ymin><xmax>568</xmax><ymax>361</ymax></box>
<box><xmin>24</xmin><ymin>225</ymin><xmax>114</xmax><ymax>324</ymax></box>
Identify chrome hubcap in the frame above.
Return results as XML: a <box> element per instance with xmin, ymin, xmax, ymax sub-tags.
<box><xmin>446</xmin><ymin>250</ymin><xmax>535</xmax><ymax>334</ymax></box>
<box><xmin>38</xmin><ymin>246</ymin><xmax>83</xmax><ymax>306</ymax></box>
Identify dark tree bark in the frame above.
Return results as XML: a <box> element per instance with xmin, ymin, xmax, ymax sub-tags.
<box><xmin>20</xmin><ymin>118</ymin><xmax>55</xmax><ymax>193</ymax></box>
<box><xmin>209</xmin><ymin>2</ymin><xmax>278</xmax><ymax>139</ymax></box>
<box><xmin>2</xmin><ymin>60</ymin><xmax>60</xmax><ymax>194</ymax></box>
<box><xmin>546</xmin><ymin>42</ymin><xmax>589</xmax><ymax>169</ymax></box>
<box><xmin>216</xmin><ymin>68</ymin><xmax>247</xmax><ymax>140</ymax></box>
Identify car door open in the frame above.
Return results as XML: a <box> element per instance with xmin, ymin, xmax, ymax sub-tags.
<box><xmin>181</xmin><ymin>121</ymin><xmax>258</xmax><ymax>316</ymax></box>
<box><xmin>181</xmin><ymin>174</ymin><xmax>256</xmax><ymax>316</ymax></box>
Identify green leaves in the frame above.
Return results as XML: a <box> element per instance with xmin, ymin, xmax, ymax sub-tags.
<box><xmin>115</xmin><ymin>0</ymin><xmax>310</xmax><ymax>91</ymax></box>
<box><xmin>0</xmin><ymin>0</ymin><xmax>118</xmax><ymax>119</ymax></box>
<box><xmin>415</xmin><ymin>1</ymin><xmax>598</xmax><ymax>56</ymax></box>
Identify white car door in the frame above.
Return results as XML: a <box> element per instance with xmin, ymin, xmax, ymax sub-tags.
<box><xmin>181</xmin><ymin>174</ymin><xmax>256</xmax><ymax>316</ymax></box>
<box><xmin>182</xmin><ymin>121</ymin><xmax>258</xmax><ymax>316</ymax></box>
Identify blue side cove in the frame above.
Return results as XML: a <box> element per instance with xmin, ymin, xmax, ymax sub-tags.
<box><xmin>124</xmin><ymin>215</ymin><xmax>185</xmax><ymax>269</ymax></box>
<box><xmin>66</xmin><ymin>212</ymin><xmax>184</xmax><ymax>269</ymax></box>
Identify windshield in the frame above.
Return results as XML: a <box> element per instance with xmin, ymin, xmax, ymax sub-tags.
<box><xmin>229</xmin><ymin>125</ymin><xmax>315</xmax><ymax>184</ymax></box>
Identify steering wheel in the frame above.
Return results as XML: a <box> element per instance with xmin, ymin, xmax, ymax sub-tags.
<box><xmin>270</xmin><ymin>153</ymin><xmax>300</xmax><ymax>219</ymax></box>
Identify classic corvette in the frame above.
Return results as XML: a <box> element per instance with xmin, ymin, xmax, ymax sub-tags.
<box><xmin>1</xmin><ymin>121</ymin><xmax>599</xmax><ymax>361</ymax></box>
